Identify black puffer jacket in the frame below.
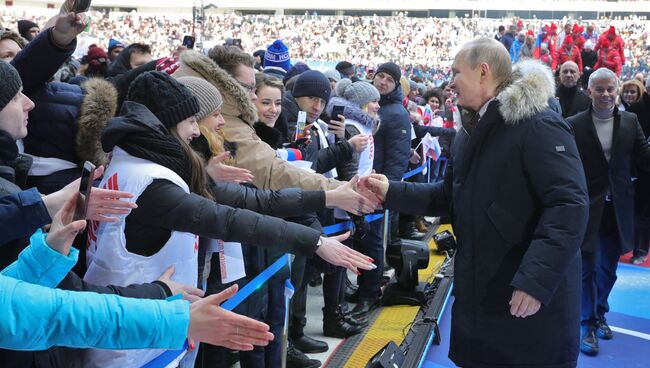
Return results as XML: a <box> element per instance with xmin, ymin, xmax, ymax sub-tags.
<box><xmin>373</xmin><ymin>85</ymin><xmax>412</xmax><ymax>181</ymax></box>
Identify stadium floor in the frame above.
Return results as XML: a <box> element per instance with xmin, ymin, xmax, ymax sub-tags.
<box><xmin>423</xmin><ymin>263</ymin><xmax>650</xmax><ymax>368</ymax></box>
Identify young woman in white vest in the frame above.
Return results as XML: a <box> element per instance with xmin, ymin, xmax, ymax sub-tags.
<box><xmin>83</xmin><ymin>71</ymin><xmax>376</xmax><ymax>368</ymax></box>
<box><xmin>323</xmin><ymin>78</ymin><xmax>383</xmax><ymax>335</ymax></box>
<box><xmin>179</xmin><ymin>75</ymin><xmax>376</xmax><ymax>367</ymax></box>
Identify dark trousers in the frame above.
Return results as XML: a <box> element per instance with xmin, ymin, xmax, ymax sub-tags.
<box><xmin>633</xmin><ymin>216</ymin><xmax>650</xmax><ymax>258</ymax></box>
<box><xmin>289</xmin><ymin>255</ymin><xmax>310</xmax><ymax>338</ymax></box>
<box><xmin>264</xmin><ymin>267</ymin><xmax>290</xmax><ymax>367</ymax></box>
<box><xmin>354</xmin><ymin>217</ymin><xmax>384</xmax><ymax>300</ymax></box>
<box><xmin>581</xmin><ymin>203</ymin><xmax>621</xmax><ymax>327</ymax></box>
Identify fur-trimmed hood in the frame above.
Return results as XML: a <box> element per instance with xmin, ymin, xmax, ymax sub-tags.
<box><xmin>76</xmin><ymin>78</ymin><xmax>118</xmax><ymax>167</ymax></box>
<box><xmin>497</xmin><ymin>60</ymin><xmax>556</xmax><ymax>125</ymax></box>
<box><xmin>325</xmin><ymin>97</ymin><xmax>380</xmax><ymax>131</ymax></box>
<box><xmin>173</xmin><ymin>51</ymin><xmax>258</xmax><ymax>125</ymax></box>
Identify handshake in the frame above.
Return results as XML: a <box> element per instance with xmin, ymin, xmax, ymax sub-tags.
<box><xmin>324</xmin><ymin>173</ymin><xmax>390</xmax><ymax>216</ymax></box>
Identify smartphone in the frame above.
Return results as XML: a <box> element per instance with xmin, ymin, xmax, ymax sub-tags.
<box><xmin>73</xmin><ymin>161</ymin><xmax>96</xmax><ymax>221</ymax></box>
<box><xmin>72</xmin><ymin>0</ymin><xmax>92</xmax><ymax>13</ymax></box>
<box><xmin>295</xmin><ymin>111</ymin><xmax>308</xmax><ymax>140</ymax></box>
<box><xmin>182</xmin><ymin>35</ymin><xmax>196</xmax><ymax>49</ymax></box>
<box><xmin>331</xmin><ymin>105</ymin><xmax>345</xmax><ymax>120</ymax></box>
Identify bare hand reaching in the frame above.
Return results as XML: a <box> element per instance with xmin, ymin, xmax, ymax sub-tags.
<box><xmin>207</xmin><ymin>152</ymin><xmax>254</xmax><ymax>184</ymax></box>
<box><xmin>315</xmin><ymin>232</ymin><xmax>376</xmax><ymax>274</ymax></box>
<box><xmin>45</xmin><ymin>192</ymin><xmax>86</xmax><ymax>256</ymax></box>
<box><xmin>157</xmin><ymin>266</ymin><xmax>205</xmax><ymax>303</ymax></box>
<box><xmin>348</xmin><ymin>135</ymin><xmax>370</xmax><ymax>153</ymax></box>
<box><xmin>359</xmin><ymin>173</ymin><xmax>389</xmax><ymax>203</ymax></box>
<box><xmin>187</xmin><ymin>285</ymin><xmax>274</xmax><ymax>350</ymax></box>
<box><xmin>325</xmin><ymin>176</ymin><xmax>379</xmax><ymax>215</ymax></box>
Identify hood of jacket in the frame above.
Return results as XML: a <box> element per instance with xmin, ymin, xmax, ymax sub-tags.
<box><xmin>325</xmin><ymin>96</ymin><xmax>380</xmax><ymax>130</ymax></box>
<box><xmin>379</xmin><ymin>84</ymin><xmax>405</xmax><ymax>107</ymax></box>
<box><xmin>76</xmin><ymin>78</ymin><xmax>118</xmax><ymax>167</ymax></box>
<box><xmin>497</xmin><ymin>60</ymin><xmax>556</xmax><ymax>125</ymax></box>
<box><xmin>106</xmin><ymin>44</ymin><xmax>139</xmax><ymax>78</ymax></box>
<box><xmin>173</xmin><ymin>51</ymin><xmax>258</xmax><ymax>125</ymax></box>
<box><xmin>282</xmin><ymin>91</ymin><xmax>300</xmax><ymax>123</ymax></box>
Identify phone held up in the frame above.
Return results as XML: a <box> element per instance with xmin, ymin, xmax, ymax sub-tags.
<box><xmin>295</xmin><ymin>111</ymin><xmax>308</xmax><ymax>140</ymax></box>
<box><xmin>72</xmin><ymin>0</ymin><xmax>92</xmax><ymax>13</ymax></box>
<box><xmin>331</xmin><ymin>105</ymin><xmax>345</xmax><ymax>121</ymax></box>
<box><xmin>182</xmin><ymin>35</ymin><xmax>196</xmax><ymax>49</ymax></box>
<box><xmin>73</xmin><ymin>161</ymin><xmax>96</xmax><ymax>222</ymax></box>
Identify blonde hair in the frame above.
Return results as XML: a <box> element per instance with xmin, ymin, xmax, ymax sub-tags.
<box><xmin>621</xmin><ymin>79</ymin><xmax>645</xmax><ymax>105</ymax></box>
<box><xmin>198</xmin><ymin>123</ymin><xmax>234</xmax><ymax>165</ymax></box>
<box><xmin>255</xmin><ymin>72</ymin><xmax>285</xmax><ymax>97</ymax></box>
<box><xmin>457</xmin><ymin>37</ymin><xmax>513</xmax><ymax>92</ymax></box>
<box><xmin>400</xmin><ymin>76</ymin><xmax>410</xmax><ymax>96</ymax></box>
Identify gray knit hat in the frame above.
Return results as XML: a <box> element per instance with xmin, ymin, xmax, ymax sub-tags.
<box><xmin>336</xmin><ymin>79</ymin><xmax>380</xmax><ymax>108</ymax></box>
<box><xmin>0</xmin><ymin>61</ymin><xmax>22</xmax><ymax>111</ymax></box>
<box><xmin>177</xmin><ymin>76</ymin><xmax>223</xmax><ymax>121</ymax></box>
<box><xmin>323</xmin><ymin>69</ymin><xmax>341</xmax><ymax>83</ymax></box>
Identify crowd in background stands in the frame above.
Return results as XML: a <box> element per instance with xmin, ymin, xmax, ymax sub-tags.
<box><xmin>2</xmin><ymin>10</ymin><xmax>650</xmax><ymax>83</ymax></box>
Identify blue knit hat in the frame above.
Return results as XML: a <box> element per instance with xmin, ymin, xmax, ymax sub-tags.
<box><xmin>264</xmin><ymin>40</ymin><xmax>291</xmax><ymax>72</ymax></box>
<box><xmin>292</xmin><ymin>70</ymin><xmax>332</xmax><ymax>103</ymax></box>
<box><xmin>108</xmin><ymin>39</ymin><xmax>125</xmax><ymax>53</ymax></box>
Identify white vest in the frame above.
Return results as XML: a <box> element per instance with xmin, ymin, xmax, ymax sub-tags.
<box><xmin>84</xmin><ymin>147</ymin><xmax>198</xmax><ymax>368</ymax></box>
<box><xmin>334</xmin><ymin>119</ymin><xmax>375</xmax><ymax>220</ymax></box>
<box><xmin>314</xmin><ymin>120</ymin><xmax>338</xmax><ymax>178</ymax></box>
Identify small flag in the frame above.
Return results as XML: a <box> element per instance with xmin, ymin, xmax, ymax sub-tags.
<box><xmin>421</xmin><ymin>133</ymin><xmax>442</xmax><ymax>161</ymax></box>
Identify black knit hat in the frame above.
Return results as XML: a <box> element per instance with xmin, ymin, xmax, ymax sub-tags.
<box><xmin>0</xmin><ymin>61</ymin><xmax>22</xmax><ymax>112</ymax></box>
<box><xmin>126</xmin><ymin>71</ymin><xmax>200</xmax><ymax>128</ymax></box>
<box><xmin>17</xmin><ymin>20</ymin><xmax>38</xmax><ymax>40</ymax></box>
<box><xmin>376</xmin><ymin>62</ymin><xmax>402</xmax><ymax>85</ymax></box>
<box><xmin>292</xmin><ymin>70</ymin><xmax>332</xmax><ymax>103</ymax></box>
<box><xmin>336</xmin><ymin>61</ymin><xmax>355</xmax><ymax>76</ymax></box>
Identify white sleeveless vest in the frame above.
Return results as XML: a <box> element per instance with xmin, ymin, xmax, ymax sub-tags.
<box><xmin>84</xmin><ymin>147</ymin><xmax>197</xmax><ymax>368</ymax></box>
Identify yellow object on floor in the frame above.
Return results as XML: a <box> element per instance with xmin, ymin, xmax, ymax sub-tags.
<box><xmin>343</xmin><ymin>225</ymin><xmax>452</xmax><ymax>367</ymax></box>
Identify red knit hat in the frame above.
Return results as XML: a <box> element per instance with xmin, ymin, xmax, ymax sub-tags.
<box><xmin>607</xmin><ymin>26</ymin><xmax>616</xmax><ymax>36</ymax></box>
<box><xmin>86</xmin><ymin>44</ymin><xmax>108</xmax><ymax>65</ymax></box>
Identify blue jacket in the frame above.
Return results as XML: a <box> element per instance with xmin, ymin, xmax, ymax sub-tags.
<box><xmin>510</xmin><ymin>40</ymin><xmax>524</xmax><ymax>63</ymax></box>
<box><xmin>0</xmin><ymin>230</ymin><xmax>190</xmax><ymax>351</ymax></box>
<box><xmin>0</xmin><ymin>188</ymin><xmax>50</xmax><ymax>245</ymax></box>
<box><xmin>373</xmin><ymin>86</ymin><xmax>412</xmax><ymax>181</ymax></box>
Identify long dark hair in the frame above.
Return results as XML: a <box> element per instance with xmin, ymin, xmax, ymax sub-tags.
<box><xmin>170</xmin><ymin>126</ymin><xmax>214</xmax><ymax>201</ymax></box>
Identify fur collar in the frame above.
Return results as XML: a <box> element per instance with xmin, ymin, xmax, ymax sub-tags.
<box><xmin>497</xmin><ymin>60</ymin><xmax>556</xmax><ymax>125</ymax></box>
<box><xmin>174</xmin><ymin>51</ymin><xmax>258</xmax><ymax>126</ymax></box>
<box><xmin>76</xmin><ymin>78</ymin><xmax>118</xmax><ymax>166</ymax></box>
<box><xmin>325</xmin><ymin>97</ymin><xmax>380</xmax><ymax>130</ymax></box>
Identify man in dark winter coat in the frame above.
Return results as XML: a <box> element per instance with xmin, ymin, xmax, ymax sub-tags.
<box><xmin>628</xmin><ymin>77</ymin><xmax>650</xmax><ymax>264</ymax></box>
<box><xmin>556</xmin><ymin>61</ymin><xmax>591</xmax><ymax>118</ymax></box>
<box><xmin>568</xmin><ymin>68</ymin><xmax>650</xmax><ymax>356</ymax></box>
<box><xmin>362</xmin><ymin>39</ymin><xmax>589</xmax><ymax>368</ymax></box>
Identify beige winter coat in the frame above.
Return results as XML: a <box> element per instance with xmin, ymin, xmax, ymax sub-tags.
<box><xmin>172</xmin><ymin>51</ymin><xmax>341</xmax><ymax>190</ymax></box>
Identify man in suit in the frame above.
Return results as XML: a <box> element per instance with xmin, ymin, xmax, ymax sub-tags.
<box><xmin>567</xmin><ymin>68</ymin><xmax>650</xmax><ymax>356</ymax></box>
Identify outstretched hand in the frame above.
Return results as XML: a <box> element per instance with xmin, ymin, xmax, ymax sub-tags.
<box><xmin>315</xmin><ymin>232</ymin><xmax>376</xmax><ymax>275</ymax></box>
<box><xmin>325</xmin><ymin>176</ymin><xmax>379</xmax><ymax>215</ymax></box>
<box><xmin>207</xmin><ymin>152</ymin><xmax>254</xmax><ymax>184</ymax></box>
<box><xmin>188</xmin><ymin>285</ymin><xmax>274</xmax><ymax>350</ymax></box>
<box><xmin>50</xmin><ymin>12</ymin><xmax>88</xmax><ymax>47</ymax></box>
<box><xmin>158</xmin><ymin>266</ymin><xmax>205</xmax><ymax>303</ymax></box>
<box><xmin>46</xmin><ymin>192</ymin><xmax>86</xmax><ymax>256</ymax></box>
<box><xmin>358</xmin><ymin>173</ymin><xmax>389</xmax><ymax>203</ymax></box>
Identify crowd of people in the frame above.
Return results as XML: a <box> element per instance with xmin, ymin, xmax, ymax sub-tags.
<box><xmin>1</xmin><ymin>2</ymin><xmax>650</xmax><ymax>368</ymax></box>
<box><xmin>2</xmin><ymin>9</ymin><xmax>650</xmax><ymax>84</ymax></box>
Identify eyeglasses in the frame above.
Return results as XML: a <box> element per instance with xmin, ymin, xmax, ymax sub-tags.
<box><xmin>237</xmin><ymin>80</ymin><xmax>256</xmax><ymax>93</ymax></box>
